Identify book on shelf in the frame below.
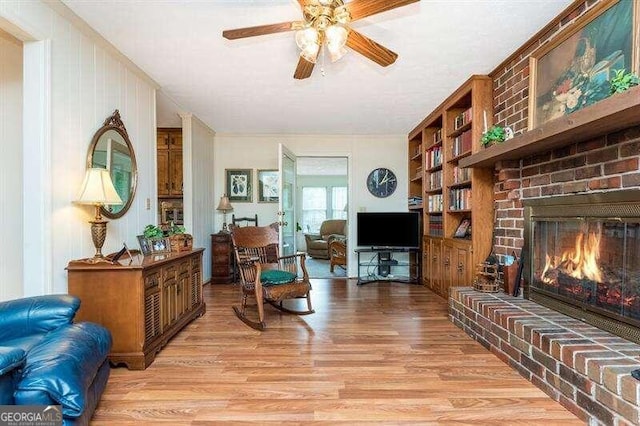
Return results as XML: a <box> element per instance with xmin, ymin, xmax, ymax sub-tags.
<box><xmin>425</xmin><ymin>146</ymin><xmax>442</xmax><ymax>169</ymax></box>
<box><xmin>452</xmin><ymin>130</ymin><xmax>472</xmax><ymax>158</ymax></box>
<box><xmin>428</xmin><ymin>215</ymin><xmax>444</xmax><ymax>237</ymax></box>
<box><xmin>428</xmin><ymin>194</ymin><xmax>443</xmax><ymax>212</ymax></box>
<box><xmin>449</xmin><ymin>188</ymin><xmax>472</xmax><ymax>211</ymax></box>
<box><xmin>433</xmin><ymin>128</ymin><xmax>442</xmax><ymax>144</ymax></box>
<box><xmin>428</xmin><ymin>170</ymin><xmax>443</xmax><ymax>190</ymax></box>
<box><xmin>408</xmin><ymin>196</ymin><xmax>422</xmax><ymax>207</ymax></box>
<box><xmin>453</xmin><ymin>166</ymin><xmax>471</xmax><ymax>184</ymax></box>
<box><xmin>454</xmin><ymin>107</ymin><xmax>473</xmax><ymax>130</ymax></box>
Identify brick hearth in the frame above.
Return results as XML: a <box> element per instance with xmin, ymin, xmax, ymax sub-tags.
<box><xmin>450</xmin><ymin>287</ymin><xmax>640</xmax><ymax>425</ymax></box>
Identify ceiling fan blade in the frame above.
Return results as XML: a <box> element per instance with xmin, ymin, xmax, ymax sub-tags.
<box><xmin>346</xmin><ymin>30</ymin><xmax>398</xmax><ymax>67</ymax></box>
<box><xmin>294</xmin><ymin>55</ymin><xmax>316</xmax><ymax>80</ymax></box>
<box><xmin>346</xmin><ymin>0</ymin><xmax>419</xmax><ymax>22</ymax></box>
<box><xmin>222</xmin><ymin>21</ymin><xmax>300</xmax><ymax>40</ymax></box>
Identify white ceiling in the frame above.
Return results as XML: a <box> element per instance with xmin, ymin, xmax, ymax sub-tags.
<box><xmin>62</xmin><ymin>0</ymin><xmax>573</xmax><ymax>135</ymax></box>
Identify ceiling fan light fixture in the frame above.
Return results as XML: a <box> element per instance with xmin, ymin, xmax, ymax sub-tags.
<box><xmin>300</xmin><ymin>42</ymin><xmax>320</xmax><ymax>63</ymax></box>
<box><xmin>325</xmin><ymin>24</ymin><xmax>347</xmax><ymax>48</ymax></box>
<box><xmin>325</xmin><ymin>24</ymin><xmax>348</xmax><ymax>62</ymax></box>
<box><xmin>223</xmin><ymin>0</ymin><xmax>412</xmax><ymax>79</ymax></box>
<box><xmin>328</xmin><ymin>45</ymin><xmax>347</xmax><ymax>62</ymax></box>
<box><xmin>295</xmin><ymin>27</ymin><xmax>319</xmax><ymax>50</ymax></box>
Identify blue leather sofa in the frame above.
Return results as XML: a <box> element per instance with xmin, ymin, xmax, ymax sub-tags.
<box><xmin>0</xmin><ymin>295</ymin><xmax>112</xmax><ymax>425</ymax></box>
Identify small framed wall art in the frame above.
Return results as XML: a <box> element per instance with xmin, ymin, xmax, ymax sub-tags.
<box><xmin>226</xmin><ymin>169</ymin><xmax>253</xmax><ymax>202</ymax></box>
<box><xmin>257</xmin><ymin>169</ymin><xmax>279</xmax><ymax>203</ymax></box>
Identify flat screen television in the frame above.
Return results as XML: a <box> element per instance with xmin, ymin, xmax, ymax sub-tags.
<box><xmin>357</xmin><ymin>212</ymin><xmax>420</xmax><ymax>248</ymax></box>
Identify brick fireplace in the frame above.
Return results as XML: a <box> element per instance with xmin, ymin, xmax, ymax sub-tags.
<box><xmin>446</xmin><ymin>0</ymin><xmax>640</xmax><ymax>423</ymax></box>
<box><xmin>466</xmin><ymin>110</ymin><xmax>640</xmax><ymax>425</ymax></box>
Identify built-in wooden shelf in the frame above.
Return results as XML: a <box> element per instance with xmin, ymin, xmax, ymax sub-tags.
<box><xmin>459</xmin><ymin>85</ymin><xmax>640</xmax><ymax>168</ymax></box>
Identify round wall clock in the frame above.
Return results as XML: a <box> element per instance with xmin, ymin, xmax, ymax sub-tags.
<box><xmin>366</xmin><ymin>167</ymin><xmax>397</xmax><ymax>198</ymax></box>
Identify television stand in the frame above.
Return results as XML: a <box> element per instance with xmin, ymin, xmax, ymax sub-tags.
<box><xmin>355</xmin><ymin>247</ymin><xmax>420</xmax><ymax>285</ymax></box>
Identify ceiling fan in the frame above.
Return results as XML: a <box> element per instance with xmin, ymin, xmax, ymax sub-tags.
<box><xmin>222</xmin><ymin>0</ymin><xmax>420</xmax><ymax>79</ymax></box>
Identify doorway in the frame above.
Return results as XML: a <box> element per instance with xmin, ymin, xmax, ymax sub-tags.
<box><xmin>296</xmin><ymin>157</ymin><xmax>348</xmax><ymax>279</ymax></box>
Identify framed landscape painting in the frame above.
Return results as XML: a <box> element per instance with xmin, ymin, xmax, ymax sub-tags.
<box><xmin>226</xmin><ymin>169</ymin><xmax>253</xmax><ymax>202</ymax></box>
<box><xmin>257</xmin><ymin>169</ymin><xmax>279</xmax><ymax>203</ymax></box>
<box><xmin>528</xmin><ymin>0</ymin><xmax>638</xmax><ymax>129</ymax></box>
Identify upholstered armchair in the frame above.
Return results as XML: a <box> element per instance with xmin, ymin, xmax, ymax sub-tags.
<box><xmin>304</xmin><ymin>219</ymin><xmax>346</xmax><ymax>259</ymax></box>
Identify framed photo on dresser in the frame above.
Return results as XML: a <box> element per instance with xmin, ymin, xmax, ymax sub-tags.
<box><xmin>150</xmin><ymin>237</ymin><xmax>172</xmax><ymax>254</ymax></box>
<box><xmin>137</xmin><ymin>235</ymin><xmax>152</xmax><ymax>256</ymax></box>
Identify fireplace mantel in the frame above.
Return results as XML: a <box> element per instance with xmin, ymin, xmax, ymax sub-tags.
<box><xmin>460</xmin><ymin>85</ymin><xmax>640</xmax><ymax>168</ymax></box>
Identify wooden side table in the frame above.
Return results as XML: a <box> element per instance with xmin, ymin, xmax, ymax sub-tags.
<box><xmin>211</xmin><ymin>232</ymin><xmax>233</xmax><ymax>283</ymax></box>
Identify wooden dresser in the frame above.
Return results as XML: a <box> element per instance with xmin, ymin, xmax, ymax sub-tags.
<box><xmin>211</xmin><ymin>232</ymin><xmax>234</xmax><ymax>283</ymax></box>
<box><xmin>67</xmin><ymin>249</ymin><xmax>205</xmax><ymax>370</ymax></box>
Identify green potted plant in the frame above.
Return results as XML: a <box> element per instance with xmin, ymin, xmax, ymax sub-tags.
<box><xmin>143</xmin><ymin>224</ymin><xmax>164</xmax><ymax>239</ymax></box>
<box><xmin>168</xmin><ymin>222</ymin><xmax>186</xmax><ymax>235</ymax></box>
<box><xmin>142</xmin><ymin>223</ymin><xmax>192</xmax><ymax>253</ymax></box>
<box><xmin>610</xmin><ymin>69</ymin><xmax>640</xmax><ymax>94</ymax></box>
<box><xmin>481</xmin><ymin>125</ymin><xmax>507</xmax><ymax>148</ymax></box>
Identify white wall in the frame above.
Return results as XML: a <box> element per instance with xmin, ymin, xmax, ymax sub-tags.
<box><xmin>0</xmin><ymin>1</ymin><xmax>159</xmax><ymax>295</ymax></box>
<box><xmin>0</xmin><ymin>29</ymin><xmax>23</xmax><ymax>301</ymax></box>
<box><xmin>213</xmin><ymin>134</ymin><xmax>407</xmax><ymax>277</ymax></box>
<box><xmin>182</xmin><ymin>114</ymin><xmax>215</xmax><ymax>282</ymax></box>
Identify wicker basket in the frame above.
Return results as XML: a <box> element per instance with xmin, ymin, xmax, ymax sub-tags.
<box><xmin>472</xmin><ymin>262</ymin><xmax>501</xmax><ymax>293</ymax></box>
<box><xmin>169</xmin><ymin>234</ymin><xmax>193</xmax><ymax>252</ymax></box>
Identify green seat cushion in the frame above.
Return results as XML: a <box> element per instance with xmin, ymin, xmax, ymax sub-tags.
<box><xmin>260</xmin><ymin>269</ymin><xmax>297</xmax><ymax>286</ymax></box>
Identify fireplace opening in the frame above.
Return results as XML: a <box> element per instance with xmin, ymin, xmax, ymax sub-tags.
<box><xmin>524</xmin><ymin>191</ymin><xmax>640</xmax><ymax>344</ymax></box>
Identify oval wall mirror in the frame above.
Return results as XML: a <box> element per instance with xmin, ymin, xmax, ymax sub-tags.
<box><xmin>87</xmin><ymin>110</ymin><xmax>137</xmax><ymax>219</ymax></box>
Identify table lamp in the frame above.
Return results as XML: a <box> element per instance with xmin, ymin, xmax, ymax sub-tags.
<box><xmin>216</xmin><ymin>194</ymin><xmax>233</xmax><ymax>232</ymax></box>
<box><xmin>75</xmin><ymin>168</ymin><xmax>123</xmax><ymax>262</ymax></box>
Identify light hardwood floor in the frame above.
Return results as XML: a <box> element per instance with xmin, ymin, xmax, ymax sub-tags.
<box><xmin>92</xmin><ymin>280</ymin><xmax>582</xmax><ymax>425</ymax></box>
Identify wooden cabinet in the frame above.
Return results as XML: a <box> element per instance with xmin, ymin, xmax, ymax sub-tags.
<box><xmin>409</xmin><ymin>76</ymin><xmax>494</xmax><ymax>297</ymax></box>
<box><xmin>424</xmin><ymin>236</ymin><xmax>473</xmax><ymax>298</ymax></box>
<box><xmin>211</xmin><ymin>233</ymin><xmax>234</xmax><ymax>284</ymax></box>
<box><xmin>157</xmin><ymin>128</ymin><xmax>183</xmax><ymax>197</ymax></box>
<box><xmin>67</xmin><ymin>249</ymin><xmax>205</xmax><ymax>370</ymax></box>
<box><xmin>424</xmin><ymin>237</ymin><xmax>443</xmax><ymax>296</ymax></box>
<box><xmin>442</xmin><ymin>239</ymin><xmax>472</xmax><ymax>290</ymax></box>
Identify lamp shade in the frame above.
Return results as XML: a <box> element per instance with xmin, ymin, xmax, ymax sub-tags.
<box><xmin>295</xmin><ymin>27</ymin><xmax>320</xmax><ymax>63</ymax></box>
<box><xmin>75</xmin><ymin>168</ymin><xmax>123</xmax><ymax>206</ymax></box>
<box><xmin>216</xmin><ymin>195</ymin><xmax>233</xmax><ymax>212</ymax></box>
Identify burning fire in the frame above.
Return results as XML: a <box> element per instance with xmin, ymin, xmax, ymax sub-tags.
<box><xmin>541</xmin><ymin>227</ymin><xmax>603</xmax><ymax>283</ymax></box>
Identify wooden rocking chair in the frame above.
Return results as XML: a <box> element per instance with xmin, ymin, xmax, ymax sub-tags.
<box><xmin>229</xmin><ymin>223</ymin><xmax>314</xmax><ymax>330</ymax></box>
